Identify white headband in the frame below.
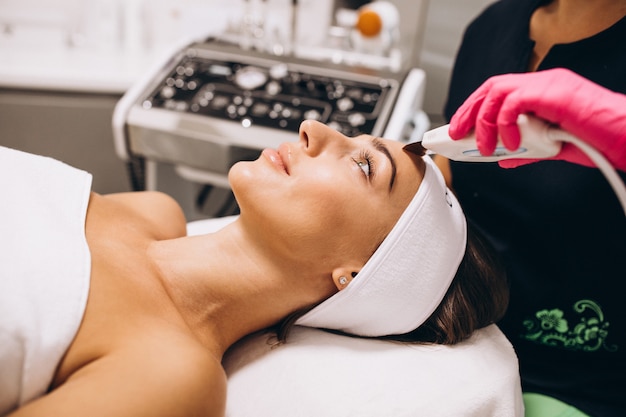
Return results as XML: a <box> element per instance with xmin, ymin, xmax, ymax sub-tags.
<box><xmin>296</xmin><ymin>156</ymin><xmax>467</xmax><ymax>337</ymax></box>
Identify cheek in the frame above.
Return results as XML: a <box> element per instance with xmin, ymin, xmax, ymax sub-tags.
<box><xmin>231</xmin><ymin>160</ymin><xmax>376</xmax><ymax>236</ymax></box>
<box><xmin>294</xmin><ymin>166</ymin><xmax>368</xmax><ymax>222</ymax></box>
<box><xmin>294</xmin><ymin>179</ymin><xmax>382</xmax><ymax>250</ymax></box>
<box><xmin>304</xmin><ymin>170</ymin><xmax>346</xmax><ymax>205</ymax></box>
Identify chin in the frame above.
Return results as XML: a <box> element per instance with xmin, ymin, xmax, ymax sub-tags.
<box><xmin>228</xmin><ymin>163</ymin><xmax>245</xmax><ymax>196</ymax></box>
<box><xmin>228</xmin><ymin>160</ymin><xmax>254</xmax><ymax>189</ymax></box>
<box><xmin>228</xmin><ymin>161</ymin><xmax>268</xmax><ymax>216</ymax></box>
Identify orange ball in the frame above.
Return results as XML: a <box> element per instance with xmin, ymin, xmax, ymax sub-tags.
<box><xmin>356</xmin><ymin>8</ymin><xmax>383</xmax><ymax>38</ymax></box>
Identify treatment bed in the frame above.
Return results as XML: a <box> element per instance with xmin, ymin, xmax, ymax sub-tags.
<box><xmin>188</xmin><ymin>216</ymin><xmax>525</xmax><ymax>417</ymax></box>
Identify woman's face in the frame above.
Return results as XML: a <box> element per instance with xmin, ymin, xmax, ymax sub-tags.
<box><xmin>229</xmin><ymin>120</ymin><xmax>425</xmax><ymax>270</ymax></box>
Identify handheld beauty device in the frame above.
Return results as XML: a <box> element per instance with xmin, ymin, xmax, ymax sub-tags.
<box><xmin>419</xmin><ymin>114</ymin><xmax>626</xmax><ymax>216</ymax></box>
<box><xmin>421</xmin><ymin>114</ymin><xmax>562</xmax><ymax>162</ymax></box>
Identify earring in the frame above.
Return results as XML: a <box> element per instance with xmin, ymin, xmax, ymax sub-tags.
<box><xmin>338</xmin><ymin>276</ymin><xmax>348</xmax><ymax>286</ymax></box>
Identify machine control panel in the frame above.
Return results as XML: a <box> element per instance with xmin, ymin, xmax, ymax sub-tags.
<box><xmin>144</xmin><ymin>55</ymin><xmax>392</xmax><ymax>138</ymax></box>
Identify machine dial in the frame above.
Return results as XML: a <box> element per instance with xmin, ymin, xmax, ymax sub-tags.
<box><xmin>234</xmin><ymin>66</ymin><xmax>268</xmax><ymax>90</ymax></box>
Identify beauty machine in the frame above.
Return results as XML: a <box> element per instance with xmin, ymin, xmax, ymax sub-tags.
<box><xmin>113</xmin><ymin>0</ymin><xmax>430</xmax><ymax>218</ymax></box>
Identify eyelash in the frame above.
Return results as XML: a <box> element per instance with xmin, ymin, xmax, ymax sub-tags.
<box><xmin>354</xmin><ymin>150</ymin><xmax>375</xmax><ymax>179</ymax></box>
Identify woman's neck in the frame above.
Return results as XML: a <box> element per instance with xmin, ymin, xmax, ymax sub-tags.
<box><xmin>147</xmin><ymin>220</ymin><xmax>335</xmax><ymax>358</ymax></box>
<box><xmin>528</xmin><ymin>0</ymin><xmax>626</xmax><ymax>70</ymax></box>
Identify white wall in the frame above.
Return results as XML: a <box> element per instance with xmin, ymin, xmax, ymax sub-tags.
<box><xmin>416</xmin><ymin>0</ymin><xmax>493</xmax><ymax>124</ymax></box>
<box><xmin>1</xmin><ymin>0</ymin><xmax>494</xmax><ymax>116</ymax></box>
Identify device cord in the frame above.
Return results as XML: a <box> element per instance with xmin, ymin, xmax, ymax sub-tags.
<box><xmin>548</xmin><ymin>129</ymin><xmax>626</xmax><ymax>217</ymax></box>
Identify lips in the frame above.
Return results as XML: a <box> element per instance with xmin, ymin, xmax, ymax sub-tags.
<box><xmin>262</xmin><ymin>145</ymin><xmax>289</xmax><ymax>174</ymax></box>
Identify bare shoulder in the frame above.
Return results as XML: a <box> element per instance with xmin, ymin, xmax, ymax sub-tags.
<box><xmin>11</xmin><ymin>337</ymin><xmax>226</xmax><ymax>417</ymax></box>
<box><xmin>101</xmin><ymin>191</ymin><xmax>187</xmax><ymax>238</ymax></box>
<box><xmin>132</xmin><ymin>339</ymin><xmax>228</xmax><ymax>416</ymax></box>
<box><xmin>113</xmin><ymin>340</ymin><xmax>227</xmax><ymax>416</ymax></box>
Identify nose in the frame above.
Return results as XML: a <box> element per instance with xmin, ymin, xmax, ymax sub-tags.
<box><xmin>298</xmin><ymin>120</ymin><xmax>348</xmax><ymax>156</ymax></box>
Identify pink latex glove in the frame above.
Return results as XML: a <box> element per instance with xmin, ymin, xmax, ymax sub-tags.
<box><xmin>448</xmin><ymin>68</ymin><xmax>626</xmax><ymax>171</ymax></box>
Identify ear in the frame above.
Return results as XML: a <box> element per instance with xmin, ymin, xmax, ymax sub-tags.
<box><xmin>331</xmin><ymin>268</ymin><xmax>360</xmax><ymax>291</ymax></box>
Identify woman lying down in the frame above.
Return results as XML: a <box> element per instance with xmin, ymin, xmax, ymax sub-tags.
<box><xmin>0</xmin><ymin>120</ymin><xmax>509</xmax><ymax>417</ymax></box>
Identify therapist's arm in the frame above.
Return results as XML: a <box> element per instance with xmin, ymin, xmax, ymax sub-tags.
<box><xmin>448</xmin><ymin>68</ymin><xmax>626</xmax><ymax>171</ymax></box>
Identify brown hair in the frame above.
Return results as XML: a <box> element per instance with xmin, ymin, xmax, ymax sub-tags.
<box><xmin>273</xmin><ymin>220</ymin><xmax>509</xmax><ymax>344</ymax></box>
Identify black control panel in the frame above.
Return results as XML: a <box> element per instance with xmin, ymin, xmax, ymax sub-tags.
<box><xmin>144</xmin><ymin>55</ymin><xmax>392</xmax><ymax>138</ymax></box>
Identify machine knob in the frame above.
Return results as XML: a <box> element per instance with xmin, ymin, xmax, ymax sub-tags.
<box><xmin>348</xmin><ymin>112</ymin><xmax>366</xmax><ymax>127</ymax></box>
<box><xmin>160</xmin><ymin>86</ymin><xmax>176</xmax><ymax>99</ymax></box>
<box><xmin>337</xmin><ymin>97</ymin><xmax>354</xmax><ymax>112</ymax></box>
<box><xmin>266</xmin><ymin>80</ymin><xmax>282</xmax><ymax>96</ymax></box>
<box><xmin>270</xmin><ymin>63</ymin><xmax>289</xmax><ymax>79</ymax></box>
<box><xmin>235</xmin><ymin>66</ymin><xmax>268</xmax><ymax>90</ymax></box>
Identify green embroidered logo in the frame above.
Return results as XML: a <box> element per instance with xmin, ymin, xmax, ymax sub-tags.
<box><xmin>521</xmin><ymin>299</ymin><xmax>618</xmax><ymax>352</ymax></box>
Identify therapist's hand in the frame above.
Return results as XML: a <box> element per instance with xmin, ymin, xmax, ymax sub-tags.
<box><xmin>448</xmin><ymin>68</ymin><xmax>626</xmax><ymax>171</ymax></box>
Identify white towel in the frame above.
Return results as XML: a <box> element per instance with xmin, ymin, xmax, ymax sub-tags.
<box><xmin>223</xmin><ymin>324</ymin><xmax>524</xmax><ymax>417</ymax></box>
<box><xmin>0</xmin><ymin>146</ymin><xmax>92</xmax><ymax>415</ymax></box>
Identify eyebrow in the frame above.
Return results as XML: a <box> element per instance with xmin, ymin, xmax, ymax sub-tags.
<box><xmin>372</xmin><ymin>137</ymin><xmax>397</xmax><ymax>192</ymax></box>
